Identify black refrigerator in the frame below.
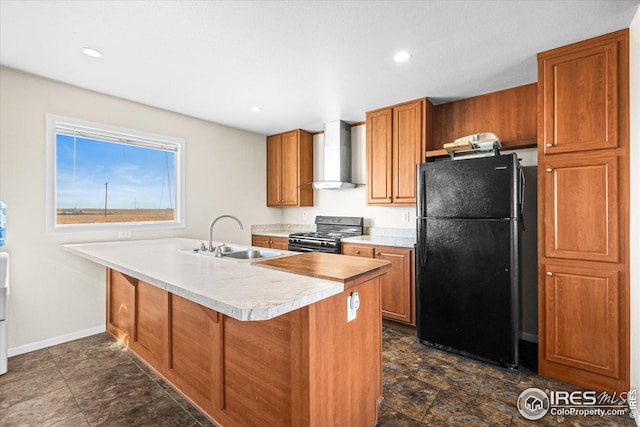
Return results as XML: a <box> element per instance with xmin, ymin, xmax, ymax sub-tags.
<box><xmin>416</xmin><ymin>153</ymin><xmax>523</xmax><ymax>369</ymax></box>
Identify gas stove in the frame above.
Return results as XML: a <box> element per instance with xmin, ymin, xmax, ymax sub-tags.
<box><xmin>288</xmin><ymin>216</ymin><xmax>364</xmax><ymax>254</ymax></box>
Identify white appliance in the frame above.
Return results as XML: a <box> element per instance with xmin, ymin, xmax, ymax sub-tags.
<box><xmin>0</xmin><ymin>252</ymin><xmax>8</xmax><ymax>375</ymax></box>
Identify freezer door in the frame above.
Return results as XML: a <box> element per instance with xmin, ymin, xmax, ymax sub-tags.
<box><xmin>416</xmin><ymin>218</ymin><xmax>518</xmax><ymax>367</ymax></box>
<box><xmin>418</xmin><ymin>154</ymin><xmax>519</xmax><ymax>219</ymax></box>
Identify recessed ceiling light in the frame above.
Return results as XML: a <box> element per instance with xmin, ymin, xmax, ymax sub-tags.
<box><xmin>81</xmin><ymin>47</ymin><xmax>103</xmax><ymax>58</ymax></box>
<box><xmin>249</xmin><ymin>106</ymin><xmax>262</xmax><ymax>113</ymax></box>
<box><xmin>393</xmin><ymin>51</ymin><xmax>412</xmax><ymax>63</ymax></box>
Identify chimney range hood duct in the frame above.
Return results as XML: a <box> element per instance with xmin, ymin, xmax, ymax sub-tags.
<box><xmin>312</xmin><ymin>120</ymin><xmax>356</xmax><ymax>189</ymax></box>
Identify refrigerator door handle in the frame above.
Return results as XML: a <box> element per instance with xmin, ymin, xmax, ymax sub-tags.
<box><xmin>519</xmin><ymin>166</ymin><xmax>525</xmax><ymax>230</ymax></box>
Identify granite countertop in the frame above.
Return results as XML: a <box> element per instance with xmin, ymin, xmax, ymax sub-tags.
<box><xmin>253</xmin><ymin>224</ymin><xmax>417</xmax><ymax>249</ymax></box>
<box><xmin>251</xmin><ymin>229</ymin><xmax>292</xmax><ymax>238</ymax></box>
<box><xmin>341</xmin><ymin>235</ymin><xmax>416</xmax><ymax>249</ymax></box>
<box><xmin>63</xmin><ymin>238</ymin><xmax>343</xmax><ymax>322</ymax></box>
<box><xmin>251</xmin><ymin>224</ymin><xmax>314</xmax><ymax>238</ymax></box>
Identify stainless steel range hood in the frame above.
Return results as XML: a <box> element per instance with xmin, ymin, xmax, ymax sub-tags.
<box><xmin>312</xmin><ymin>120</ymin><xmax>356</xmax><ymax>189</ymax></box>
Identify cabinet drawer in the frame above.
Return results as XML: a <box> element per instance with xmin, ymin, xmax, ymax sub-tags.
<box><xmin>252</xmin><ymin>235</ymin><xmax>289</xmax><ymax>249</ymax></box>
<box><xmin>342</xmin><ymin>244</ymin><xmax>375</xmax><ymax>258</ymax></box>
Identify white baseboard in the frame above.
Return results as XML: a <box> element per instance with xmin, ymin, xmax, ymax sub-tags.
<box><xmin>7</xmin><ymin>325</ymin><xmax>106</xmax><ymax>357</ymax></box>
<box><xmin>519</xmin><ymin>332</ymin><xmax>538</xmax><ymax>343</ymax></box>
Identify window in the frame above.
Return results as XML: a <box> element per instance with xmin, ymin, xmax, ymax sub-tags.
<box><xmin>46</xmin><ymin>114</ymin><xmax>185</xmax><ymax>232</ymax></box>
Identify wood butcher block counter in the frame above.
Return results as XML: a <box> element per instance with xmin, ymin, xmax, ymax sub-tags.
<box><xmin>63</xmin><ymin>238</ymin><xmax>390</xmax><ymax>427</ymax></box>
<box><xmin>256</xmin><ymin>251</ymin><xmax>391</xmax><ymax>289</ymax></box>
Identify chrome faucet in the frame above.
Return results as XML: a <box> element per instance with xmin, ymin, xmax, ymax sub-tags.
<box><xmin>208</xmin><ymin>215</ymin><xmax>243</xmax><ymax>252</ymax></box>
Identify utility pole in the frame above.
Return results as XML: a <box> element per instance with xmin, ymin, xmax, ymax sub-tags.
<box><xmin>104</xmin><ymin>182</ymin><xmax>108</xmax><ymax>217</ymax></box>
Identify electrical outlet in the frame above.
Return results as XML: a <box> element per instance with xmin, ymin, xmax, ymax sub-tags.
<box><xmin>302</xmin><ymin>211</ymin><xmax>308</xmax><ymax>222</ymax></box>
<box><xmin>347</xmin><ymin>295</ymin><xmax>357</xmax><ymax>322</ymax></box>
<box><xmin>347</xmin><ymin>291</ymin><xmax>360</xmax><ymax>322</ymax></box>
<box><xmin>402</xmin><ymin>211</ymin><xmax>410</xmax><ymax>222</ymax></box>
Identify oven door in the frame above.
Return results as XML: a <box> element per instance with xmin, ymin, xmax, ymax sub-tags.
<box><xmin>287</xmin><ymin>243</ymin><xmax>340</xmax><ymax>254</ymax></box>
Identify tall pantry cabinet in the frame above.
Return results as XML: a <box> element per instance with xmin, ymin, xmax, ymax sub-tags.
<box><xmin>537</xmin><ymin>30</ymin><xmax>629</xmax><ymax>394</ymax></box>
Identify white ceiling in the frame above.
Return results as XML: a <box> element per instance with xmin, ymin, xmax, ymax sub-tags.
<box><xmin>1</xmin><ymin>0</ymin><xmax>638</xmax><ymax>136</ymax></box>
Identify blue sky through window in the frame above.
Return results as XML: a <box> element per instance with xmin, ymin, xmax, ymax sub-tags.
<box><xmin>56</xmin><ymin>134</ymin><xmax>175</xmax><ymax>210</ymax></box>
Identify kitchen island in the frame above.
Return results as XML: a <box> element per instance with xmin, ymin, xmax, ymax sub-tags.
<box><xmin>63</xmin><ymin>238</ymin><xmax>390</xmax><ymax>427</ymax></box>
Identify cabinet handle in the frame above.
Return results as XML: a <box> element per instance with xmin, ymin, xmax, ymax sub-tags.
<box><xmin>355</xmin><ymin>250</ymin><xmax>360</xmax><ymax>254</ymax></box>
<box><xmin>375</xmin><ymin>252</ymin><xmax>381</xmax><ymax>256</ymax></box>
<box><xmin>546</xmin><ymin>143</ymin><xmax>554</xmax><ymax>148</ymax></box>
<box><xmin>546</xmin><ymin>272</ymin><xmax>553</xmax><ymax>276</ymax></box>
<box><xmin>546</xmin><ymin>168</ymin><xmax>553</xmax><ymax>172</ymax></box>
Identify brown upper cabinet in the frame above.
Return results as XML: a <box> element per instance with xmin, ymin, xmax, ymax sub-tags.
<box><xmin>430</xmin><ymin>83</ymin><xmax>537</xmax><ymax>156</ymax></box>
<box><xmin>266</xmin><ymin>129</ymin><xmax>313</xmax><ymax>207</ymax></box>
<box><xmin>366</xmin><ymin>98</ymin><xmax>433</xmax><ymax>205</ymax></box>
<box><xmin>538</xmin><ymin>34</ymin><xmax>620</xmax><ymax>154</ymax></box>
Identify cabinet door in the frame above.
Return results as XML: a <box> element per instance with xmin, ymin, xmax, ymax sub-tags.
<box><xmin>280</xmin><ymin>130</ymin><xmax>300</xmax><ymax>206</ymax></box>
<box><xmin>107</xmin><ymin>269</ymin><xmax>136</xmax><ymax>345</ymax></box>
<box><xmin>540</xmin><ymin>40</ymin><xmax>618</xmax><ymax>154</ymax></box>
<box><xmin>169</xmin><ymin>294</ymin><xmax>223</xmax><ymax>414</ymax></box>
<box><xmin>266</xmin><ymin>134</ymin><xmax>282</xmax><ymax>206</ymax></box>
<box><xmin>543</xmin><ymin>264</ymin><xmax>619</xmax><ymax>379</ymax></box>
<box><xmin>393</xmin><ymin>100</ymin><xmax>423</xmax><ymax>204</ymax></box>
<box><xmin>252</xmin><ymin>235</ymin><xmax>271</xmax><ymax>248</ymax></box>
<box><xmin>543</xmin><ymin>154</ymin><xmax>618</xmax><ymax>262</ymax></box>
<box><xmin>376</xmin><ymin>247</ymin><xmax>414</xmax><ymax>325</ymax></box>
<box><xmin>366</xmin><ymin>108</ymin><xmax>393</xmax><ymax>204</ymax></box>
<box><xmin>131</xmin><ymin>280</ymin><xmax>169</xmax><ymax>368</ymax></box>
<box><xmin>270</xmin><ymin>236</ymin><xmax>289</xmax><ymax>250</ymax></box>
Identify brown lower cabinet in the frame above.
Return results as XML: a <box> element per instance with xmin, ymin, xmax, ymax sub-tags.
<box><xmin>341</xmin><ymin>243</ymin><xmax>415</xmax><ymax>325</ymax></box>
<box><xmin>251</xmin><ymin>235</ymin><xmax>289</xmax><ymax>250</ymax></box>
<box><xmin>106</xmin><ymin>268</ymin><xmax>382</xmax><ymax>427</ymax></box>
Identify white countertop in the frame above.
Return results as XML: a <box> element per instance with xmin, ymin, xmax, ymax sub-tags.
<box><xmin>62</xmin><ymin>238</ymin><xmax>343</xmax><ymax>322</ymax></box>
<box><xmin>341</xmin><ymin>235</ymin><xmax>416</xmax><ymax>248</ymax></box>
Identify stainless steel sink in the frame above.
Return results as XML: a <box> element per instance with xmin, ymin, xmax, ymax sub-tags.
<box><xmin>181</xmin><ymin>246</ymin><xmax>285</xmax><ymax>262</ymax></box>
<box><xmin>223</xmin><ymin>249</ymin><xmax>281</xmax><ymax>260</ymax></box>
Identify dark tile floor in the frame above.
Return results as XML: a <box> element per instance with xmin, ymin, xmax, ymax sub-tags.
<box><xmin>0</xmin><ymin>327</ymin><xmax>635</xmax><ymax>427</ymax></box>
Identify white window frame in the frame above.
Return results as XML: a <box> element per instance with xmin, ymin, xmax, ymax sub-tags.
<box><xmin>46</xmin><ymin>114</ymin><xmax>186</xmax><ymax>233</ymax></box>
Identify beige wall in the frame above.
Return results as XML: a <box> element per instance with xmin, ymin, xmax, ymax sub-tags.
<box><xmin>629</xmin><ymin>7</ymin><xmax>639</xmax><ymax>417</ymax></box>
<box><xmin>0</xmin><ymin>67</ymin><xmax>280</xmax><ymax>354</ymax></box>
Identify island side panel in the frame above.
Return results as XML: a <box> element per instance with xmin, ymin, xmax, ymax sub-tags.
<box><xmin>106</xmin><ymin>269</ymin><xmax>136</xmax><ymax>345</ymax></box>
<box><xmin>129</xmin><ymin>280</ymin><xmax>169</xmax><ymax>369</ymax></box>
<box><xmin>307</xmin><ymin>277</ymin><xmax>382</xmax><ymax>427</ymax></box>
<box><xmin>220</xmin><ymin>312</ymin><xmax>295</xmax><ymax>426</ymax></box>
<box><xmin>168</xmin><ymin>293</ymin><xmax>223</xmax><ymax>416</ymax></box>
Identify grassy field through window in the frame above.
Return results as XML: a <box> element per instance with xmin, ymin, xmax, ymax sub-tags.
<box><xmin>56</xmin><ymin>208</ymin><xmax>174</xmax><ymax>224</ymax></box>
